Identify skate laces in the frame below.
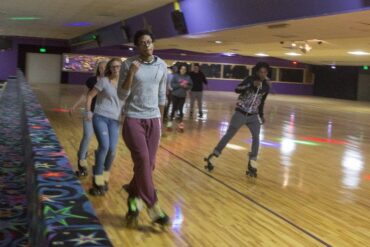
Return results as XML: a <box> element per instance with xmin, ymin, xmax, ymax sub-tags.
<box><xmin>129</xmin><ymin>197</ymin><xmax>143</xmax><ymax>212</ymax></box>
<box><xmin>250</xmin><ymin>160</ymin><xmax>258</xmax><ymax>169</ymax></box>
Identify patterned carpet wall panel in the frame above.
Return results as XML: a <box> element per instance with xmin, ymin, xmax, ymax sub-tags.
<box><xmin>17</xmin><ymin>70</ymin><xmax>113</xmax><ymax>247</ymax></box>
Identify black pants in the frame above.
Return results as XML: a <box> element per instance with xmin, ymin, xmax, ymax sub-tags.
<box><xmin>170</xmin><ymin>95</ymin><xmax>186</xmax><ymax>120</ymax></box>
<box><xmin>163</xmin><ymin>91</ymin><xmax>172</xmax><ymax>120</ymax></box>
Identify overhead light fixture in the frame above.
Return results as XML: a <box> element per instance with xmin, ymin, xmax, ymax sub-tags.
<box><xmin>255</xmin><ymin>53</ymin><xmax>269</xmax><ymax>57</ymax></box>
<box><xmin>291</xmin><ymin>42</ymin><xmax>297</xmax><ymax>47</ymax></box>
<box><xmin>285</xmin><ymin>52</ymin><xmax>302</xmax><ymax>56</ymax></box>
<box><xmin>348</xmin><ymin>51</ymin><xmax>370</xmax><ymax>56</ymax></box>
<box><xmin>214</xmin><ymin>40</ymin><xmax>223</xmax><ymax>44</ymax></box>
<box><xmin>304</xmin><ymin>43</ymin><xmax>312</xmax><ymax>52</ymax></box>
<box><xmin>10</xmin><ymin>17</ymin><xmax>41</xmax><ymax>21</ymax></box>
<box><xmin>222</xmin><ymin>52</ymin><xmax>236</xmax><ymax>56</ymax></box>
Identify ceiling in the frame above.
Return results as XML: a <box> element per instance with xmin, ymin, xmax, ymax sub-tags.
<box><xmin>155</xmin><ymin>10</ymin><xmax>370</xmax><ymax>66</ymax></box>
<box><xmin>0</xmin><ymin>0</ymin><xmax>173</xmax><ymax>39</ymax></box>
<box><xmin>0</xmin><ymin>1</ymin><xmax>369</xmax><ymax>65</ymax></box>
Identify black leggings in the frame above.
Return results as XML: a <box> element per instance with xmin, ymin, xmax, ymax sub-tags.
<box><xmin>170</xmin><ymin>95</ymin><xmax>186</xmax><ymax>120</ymax></box>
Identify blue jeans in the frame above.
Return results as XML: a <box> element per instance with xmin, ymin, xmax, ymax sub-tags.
<box><xmin>77</xmin><ymin>117</ymin><xmax>94</xmax><ymax>160</ymax></box>
<box><xmin>92</xmin><ymin>114</ymin><xmax>120</xmax><ymax>176</ymax></box>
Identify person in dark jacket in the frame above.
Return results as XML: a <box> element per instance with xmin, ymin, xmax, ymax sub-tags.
<box><xmin>189</xmin><ymin>63</ymin><xmax>208</xmax><ymax>118</ymax></box>
<box><xmin>204</xmin><ymin>62</ymin><xmax>271</xmax><ymax>177</ymax></box>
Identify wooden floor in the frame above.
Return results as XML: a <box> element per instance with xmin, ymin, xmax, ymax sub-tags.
<box><xmin>32</xmin><ymin>83</ymin><xmax>370</xmax><ymax>247</ymax></box>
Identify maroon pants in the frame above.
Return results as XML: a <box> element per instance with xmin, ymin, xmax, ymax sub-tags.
<box><xmin>123</xmin><ymin>117</ymin><xmax>161</xmax><ymax>207</ymax></box>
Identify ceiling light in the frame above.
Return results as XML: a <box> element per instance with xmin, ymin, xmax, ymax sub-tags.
<box><xmin>291</xmin><ymin>43</ymin><xmax>297</xmax><ymax>47</ymax></box>
<box><xmin>348</xmin><ymin>51</ymin><xmax>370</xmax><ymax>56</ymax></box>
<box><xmin>285</xmin><ymin>52</ymin><xmax>302</xmax><ymax>56</ymax></box>
<box><xmin>255</xmin><ymin>53</ymin><xmax>269</xmax><ymax>57</ymax></box>
<box><xmin>214</xmin><ymin>40</ymin><xmax>223</xmax><ymax>44</ymax></box>
<box><xmin>304</xmin><ymin>43</ymin><xmax>312</xmax><ymax>51</ymax></box>
<box><xmin>10</xmin><ymin>17</ymin><xmax>41</xmax><ymax>21</ymax></box>
<box><xmin>222</xmin><ymin>52</ymin><xmax>236</xmax><ymax>56</ymax></box>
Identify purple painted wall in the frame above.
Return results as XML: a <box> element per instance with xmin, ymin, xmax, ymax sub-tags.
<box><xmin>0</xmin><ymin>49</ymin><xmax>17</xmax><ymax>80</ymax></box>
<box><xmin>0</xmin><ymin>37</ymin><xmax>68</xmax><ymax>80</ymax></box>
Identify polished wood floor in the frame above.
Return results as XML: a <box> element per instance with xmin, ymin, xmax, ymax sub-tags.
<box><xmin>32</xmin><ymin>83</ymin><xmax>370</xmax><ymax>247</ymax></box>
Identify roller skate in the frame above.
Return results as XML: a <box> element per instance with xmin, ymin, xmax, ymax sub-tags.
<box><xmin>204</xmin><ymin>152</ymin><xmax>218</xmax><ymax>172</ymax></box>
<box><xmin>177</xmin><ymin>121</ymin><xmax>185</xmax><ymax>133</ymax></box>
<box><xmin>75</xmin><ymin>159</ymin><xmax>88</xmax><ymax>177</ymax></box>
<box><xmin>103</xmin><ymin>171</ymin><xmax>110</xmax><ymax>192</ymax></box>
<box><xmin>121</xmin><ymin>183</ymin><xmax>130</xmax><ymax>193</ymax></box>
<box><xmin>246</xmin><ymin>159</ymin><xmax>258</xmax><ymax>178</ymax></box>
<box><xmin>103</xmin><ymin>182</ymin><xmax>109</xmax><ymax>192</ymax></box>
<box><xmin>148</xmin><ymin>203</ymin><xmax>170</xmax><ymax>230</ymax></box>
<box><xmin>125</xmin><ymin>197</ymin><xmax>143</xmax><ymax>228</ymax></box>
<box><xmin>166</xmin><ymin>121</ymin><xmax>173</xmax><ymax>132</ymax></box>
<box><xmin>88</xmin><ymin>176</ymin><xmax>106</xmax><ymax>196</ymax></box>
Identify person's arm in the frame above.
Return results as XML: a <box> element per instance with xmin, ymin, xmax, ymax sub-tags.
<box><xmin>118</xmin><ymin>60</ymin><xmax>140</xmax><ymax>100</ymax></box>
<box><xmin>69</xmin><ymin>92</ymin><xmax>86</xmax><ymax>114</ymax></box>
<box><xmin>85</xmin><ymin>88</ymin><xmax>99</xmax><ymax>121</ymax></box>
<box><xmin>187</xmin><ymin>76</ymin><xmax>193</xmax><ymax>91</ymax></box>
<box><xmin>258</xmin><ymin>83</ymin><xmax>270</xmax><ymax>124</ymax></box>
<box><xmin>171</xmin><ymin>75</ymin><xmax>181</xmax><ymax>90</ymax></box>
<box><xmin>158</xmin><ymin>66</ymin><xmax>167</xmax><ymax>119</ymax></box>
<box><xmin>202</xmin><ymin>73</ymin><xmax>208</xmax><ymax>90</ymax></box>
<box><xmin>235</xmin><ymin>77</ymin><xmax>251</xmax><ymax>94</ymax></box>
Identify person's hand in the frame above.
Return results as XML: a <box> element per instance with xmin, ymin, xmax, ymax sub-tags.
<box><xmin>253</xmin><ymin>80</ymin><xmax>262</xmax><ymax>87</ymax></box>
<box><xmin>129</xmin><ymin>61</ymin><xmax>140</xmax><ymax>75</ymax></box>
<box><xmin>84</xmin><ymin>111</ymin><xmax>93</xmax><ymax>121</ymax></box>
<box><xmin>69</xmin><ymin>108</ymin><xmax>74</xmax><ymax>116</ymax></box>
<box><xmin>259</xmin><ymin>116</ymin><xmax>265</xmax><ymax>125</ymax></box>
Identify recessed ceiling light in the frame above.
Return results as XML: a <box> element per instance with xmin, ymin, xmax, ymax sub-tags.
<box><xmin>285</xmin><ymin>52</ymin><xmax>302</xmax><ymax>56</ymax></box>
<box><xmin>214</xmin><ymin>40</ymin><xmax>223</xmax><ymax>44</ymax></box>
<box><xmin>255</xmin><ymin>53</ymin><xmax>269</xmax><ymax>57</ymax></box>
<box><xmin>10</xmin><ymin>17</ymin><xmax>41</xmax><ymax>21</ymax></box>
<box><xmin>222</xmin><ymin>52</ymin><xmax>236</xmax><ymax>56</ymax></box>
<box><xmin>347</xmin><ymin>51</ymin><xmax>370</xmax><ymax>56</ymax></box>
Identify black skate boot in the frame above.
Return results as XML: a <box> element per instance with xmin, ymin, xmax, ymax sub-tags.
<box><xmin>148</xmin><ymin>203</ymin><xmax>170</xmax><ymax>230</ymax></box>
<box><xmin>88</xmin><ymin>176</ymin><xmax>105</xmax><ymax>196</ymax></box>
<box><xmin>103</xmin><ymin>171</ymin><xmax>110</xmax><ymax>192</ymax></box>
<box><xmin>103</xmin><ymin>182</ymin><xmax>109</xmax><ymax>192</ymax></box>
<box><xmin>75</xmin><ymin>159</ymin><xmax>88</xmax><ymax>177</ymax></box>
<box><xmin>125</xmin><ymin>197</ymin><xmax>143</xmax><ymax>228</ymax></box>
<box><xmin>246</xmin><ymin>159</ymin><xmax>258</xmax><ymax>178</ymax></box>
<box><xmin>204</xmin><ymin>152</ymin><xmax>218</xmax><ymax>172</ymax></box>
